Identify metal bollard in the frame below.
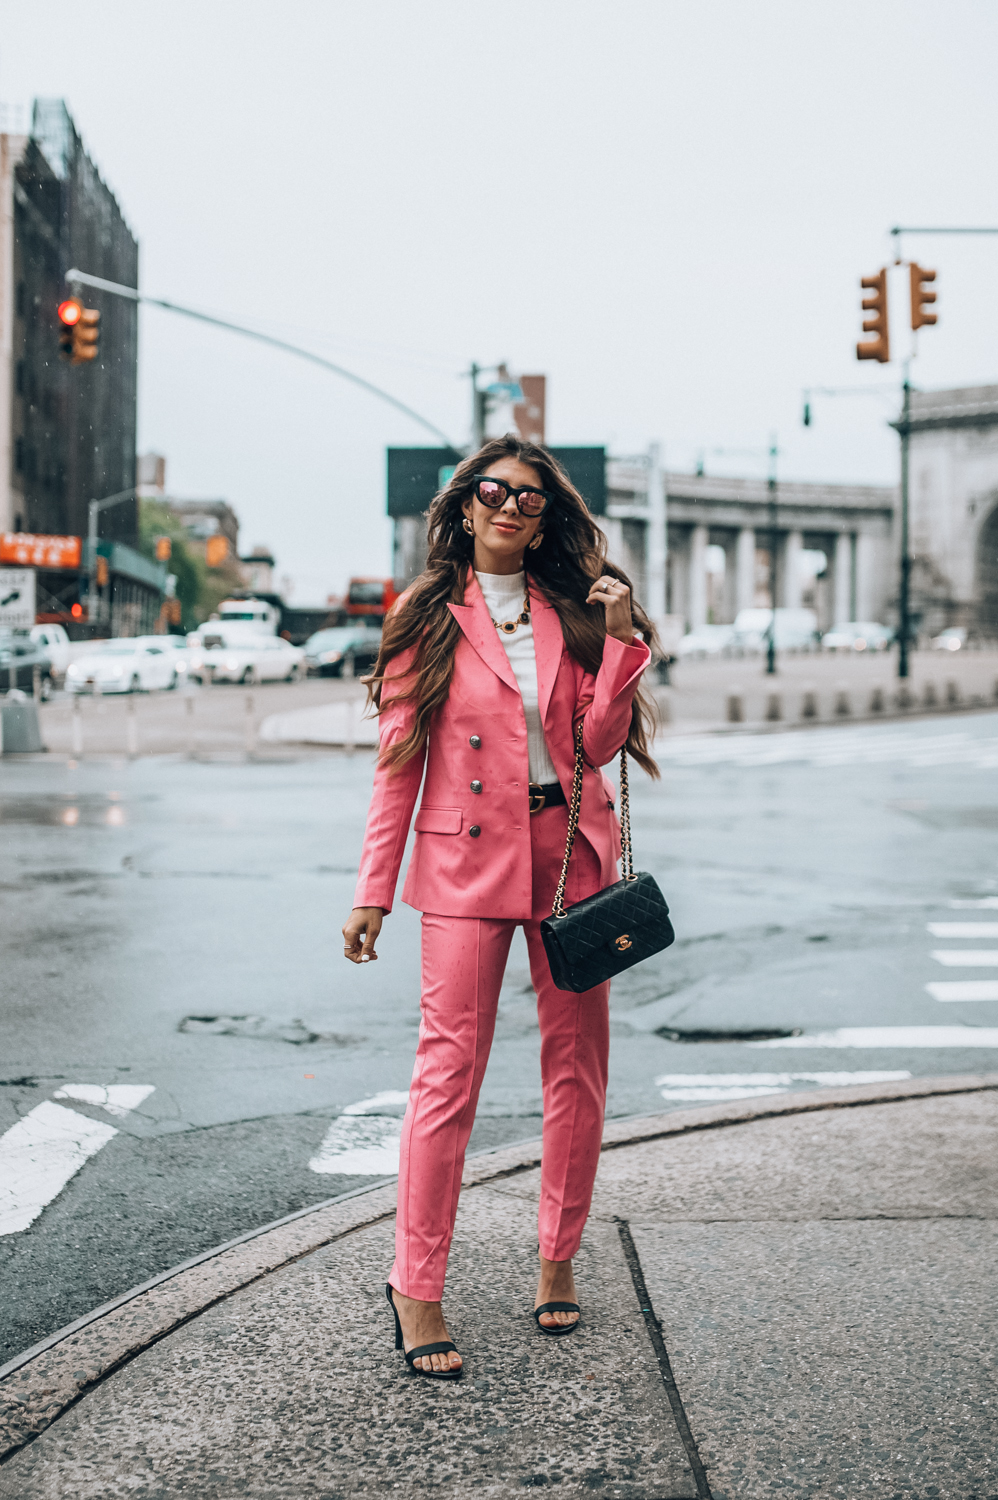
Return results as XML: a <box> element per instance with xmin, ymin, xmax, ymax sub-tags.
<box><xmin>869</xmin><ymin>686</ymin><xmax>885</xmax><ymax>713</ymax></box>
<box><xmin>923</xmin><ymin>681</ymin><xmax>938</xmax><ymax>709</ymax></box>
<box><xmin>800</xmin><ymin>688</ymin><xmax>818</xmax><ymax>720</ymax></box>
<box><xmin>32</xmin><ymin>665</ymin><xmax>41</xmax><ymax>704</ymax></box>
<box><xmin>186</xmin><ymin>693</ymin><xmax>196</xmax><ymax>758</ymax></box>
<box><xmin>833</xmin><ymin>684</ymin><xmax>850</xmax><ymax>717</ymax></box>
<box><xmin>765</xmin><ymin>692</ymin><xmax>781</xmax><ymax>722</ymax></box>
<box><xmin>245</xmin><ymin>693</ymin><xmax>256</xmax><ymax>755</ymax></box>
<box><xmin>71</xmin><ymin>693</ymin><xmax>83</xmax><ymax>755</ymax></box>
<box><xmin>726</xmin><ymin>690</ymin><xmax>743</xmax><ymax>723</ymax></box>
<box><xmin>896</xmin><ymin>683</ymin><xmax>914</xmax><ymax>711</ymax></box>
<box><xmin>945</xmin><ymin>680</ymin><xmax>960</xmax><ymax>707</ymax></box>
<box><xmin>126</xmin><ymin>696</ymin><xmax>138</xmax><ymax>757</ymax></box>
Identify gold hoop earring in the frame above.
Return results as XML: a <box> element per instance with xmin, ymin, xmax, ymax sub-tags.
<box><xmin>528</xmin><ymin>534</ymin><xmax>543</xmax><ymax>550</ymax></box>
<box><xmin>462</xmin><ymin>517</ymin><xmax>474</xmax><ymax>535</ymax></box>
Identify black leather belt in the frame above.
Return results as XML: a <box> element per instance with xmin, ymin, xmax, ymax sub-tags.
<box><xmin>528</xmin><ymin>781</ymin><xmax>566</xmax><ymax>814</ymax></box>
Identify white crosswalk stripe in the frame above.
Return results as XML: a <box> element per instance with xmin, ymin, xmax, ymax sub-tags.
<box><xmin>926</xmin><ymin>981</ymin><xmax>998</xmax><ymax>1002</ymax></box>
<box><xmin>656</xmin><ymin>726</ymin><xmax>998</xmax><ymax>769</ymax></box>
<box><xmin>746</xmin><ymin>1026</ymin><xmax>998</xmax><ymax>1047</ymax></box>
<box><xmin>0</xmin><ymin>1086</ymin><xmax>156</xmax><ymax>1236</ymax></box>
<box><xmin>928</xmin><ymin>923</ymin><xmax>998</xmax><ymax>938</ymax></box>
<box><xmin>309</xmin><ymin>1091</ymin><xmax>409</xmax><ymax>1175</ymax></box>
<box><xmin>655</xmin><ymin>1069</ymin><xmax>909</xmax><ymax>1102</ymax></box>
<box><xmin>931</xmin><ymin>950</ymin><xmax>998</xmax><ymax>966</ymax></box>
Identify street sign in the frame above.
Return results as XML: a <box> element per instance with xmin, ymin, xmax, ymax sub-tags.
<box><xmin>0</xmin><ymin>569</ymin><xmax>36</xmax><ymax>628</ymax></box>
<box><xmin>0</xmin><ymin>533</ymin><xmax>82</xmax><ymax>569</ymax></box>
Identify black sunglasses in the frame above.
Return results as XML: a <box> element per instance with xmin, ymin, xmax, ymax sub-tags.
<box><xmin>472</xmin><ymin>475</ymin><xmax>553</xmax><ymax>517</ymax></box>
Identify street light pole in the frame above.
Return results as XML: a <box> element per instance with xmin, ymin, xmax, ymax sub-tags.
<box><xmin>897</xmin><ymin>374</ymin><xmax>912</xmax><ymax>679</ymax></box>
<box><xmin>87</xmin><ymin>487</ymin><xmax>137</xmax><ymax>630</ymax></box>
<box><xmin>766</xmin><ymin>434</ymin><xmax>778</xmax><ymax>676</ymax></box>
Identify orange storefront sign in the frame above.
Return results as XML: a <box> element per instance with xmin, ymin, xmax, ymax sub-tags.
<box><xmin>0</xmin><ymin>533</ymin><xmax>82</xmax><ymax>569</ymax></box>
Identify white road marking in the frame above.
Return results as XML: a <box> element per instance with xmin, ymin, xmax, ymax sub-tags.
<box><xmin>927</xmin><ymin>923</ymin><xmax>998</xmax><ymax>938</ymax></box>
<box><xmin>746</xmin><ymin>1026</ymin><xmax>998</xmax><ymax>1048</ymax></box>
<box><xmin>931</xmin><ymin>950</ymin><xmax>998</xmax><ymax>966</ymax></box>
<box><xmin>53</xmin><ymin>1084</ymin><xmax>156</xmax><ymax>1118</ymax></box>
<box><xmin>950</xmin><ymin>897</ymin><xmax>998</xmax><ymax>908</ymax></box>
<box><xmin>0</xmin><ymin>1102</ymin><xmax>117</xmax><ymax>1237</ymax></box>
<box><xmin>655</xmin><ymin>726</ymin><xmax>998</xmax><ymax>769</ymax></box>
<box><xmin>926</xmin><ymin>981</ymin><xmax>998</xmax><ymax>1002</ymax></box>
<box><xmin>309</xmin><ymin>1090</ymin><xmax>410</xmax><ymax>1176</ymax></box>
<box><xmin>655</xmin><ymin>1070</ymin><xmax>910</xmax><ymax>1102</ymax></box>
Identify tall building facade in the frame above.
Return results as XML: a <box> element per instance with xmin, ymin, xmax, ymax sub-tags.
<box><xmin>0</xmin><ymin>100</ymin><xmax>159</xmax><ymax>632</ymax></box>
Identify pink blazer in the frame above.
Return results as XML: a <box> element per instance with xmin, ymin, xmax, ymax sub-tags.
<box><xmin>353</xmin><ymin>573</ymin><xmax>651</xmax><ymax>921</ymax></box>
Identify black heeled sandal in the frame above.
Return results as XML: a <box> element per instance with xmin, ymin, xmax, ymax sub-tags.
<box><xmin>533</xmin><ymin>1300</ymin><xmax>581</xmax><ymax>1336</ymax></box>
<box><xmin>386</xmin><ymin>1283</ymin><xmax>463</xmax><ymax>1380</ymax></box>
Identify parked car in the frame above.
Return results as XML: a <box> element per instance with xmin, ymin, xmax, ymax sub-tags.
<box><xmin>676</xmin><ymin>624</ymin><xmax>736</xmax><ymax>659</ymax></box>
<box><xmin>64</xmin><ymin>639</ymin><xmax>180</xmax><ymax>694</ymax></box>
<box><xmin>132</xmin><ymin>634</ymin><xmax>194</xmax><ymax>679</ymax></box>
<box><xmin>821</xmin><ymin>621</ymin><xmax>893</xmax><ymax>652</ymax></box>
<box><xmin>931</xmin><ymin>627</ymin><xmax>967</xmax><ymax>652</ymax></box>
<box><xmin>29</xmin><ymin>623</ymin><xmax>73</xmax><ymax>680</ymax></box>
<box><xmin>204</xmin><ymin>635</ymin><xmax>305</xmax><ymax>684</ymax></box>
<box><xmin>733</xmin><ymin>608</ymin><xmax>819</xmax><ymax>651</ymax></box>
<box><xmin>304</xmin><ymin>625</ymin><xmax>382</xmax><ymax>677</ymax></box>
<box><xmin>0</xmin><ymin>633</ymin><xmax>54</xmax><ymax>698</ymax></box>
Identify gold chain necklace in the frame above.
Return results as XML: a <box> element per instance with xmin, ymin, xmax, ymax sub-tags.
<box><xmin>489</xmin><ymin>589</ymin><xmax>531</xmax><ymax>636</ymax></box>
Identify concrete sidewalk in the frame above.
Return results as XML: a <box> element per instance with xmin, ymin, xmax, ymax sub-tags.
<box><xmin>1</xmin><ymin>1075</ymin><xmax>995</xmax><ymax>1498</ymax></box>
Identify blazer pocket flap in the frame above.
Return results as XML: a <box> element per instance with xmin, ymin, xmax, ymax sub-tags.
<box><xmin>414</xmin><ymin>806</ymin><xmax>463</xmax><ymax>835</ymax></box>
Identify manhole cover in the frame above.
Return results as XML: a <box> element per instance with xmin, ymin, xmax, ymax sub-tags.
<box><xmin>655</xmin><ymin>1026</ymin><xmax>803</xmax><ymax>1044</ymax></box>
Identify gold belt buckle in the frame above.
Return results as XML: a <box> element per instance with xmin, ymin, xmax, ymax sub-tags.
<box><xmin>528</xmin><ymin>783</ymin><xmax>546</xmax><ymax>815</ymax></box>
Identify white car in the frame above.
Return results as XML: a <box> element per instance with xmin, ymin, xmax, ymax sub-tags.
<box><xmin>733</xmin><ymin>608</ymin><xmax>819</xmax><ymax>651</ymax></box>
<box><xmin>65</xmin><ymin>639</ymin><xmax>181</xmax><ymax>694</ymax></box>
<box><xmin>821</xmin><ymin>621</ymin><xmax>893</xmax><ymax>652</ymax></box>
<box><xmin>132</xmin><ymin>634</ymin><xmax>194</xmax><ymax>679</ymax></box>
<box><xmin>29</xmin><ymin>623</ymin><xmax>73</xmax><ymax>679</ymax></box>
<box><xmin>931</xmin><ymin>627</ymin><xmax>967</xmax><ymax>652</ymax></box>
<box><xmin>676</xmin><ymin>624</ymin><xmax>736</xmax><ymax>658</ymax></box>
<box><xmin>204</xmin><ymin>635</ymin><xmax>305</xmax><ymax>684</ymax></box>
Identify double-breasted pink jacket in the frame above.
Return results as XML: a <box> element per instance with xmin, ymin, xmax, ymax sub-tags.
<box><xmin>353</xmin><ymin>573</ymin><xmax>652</xmax><ymax>921</ymax></box>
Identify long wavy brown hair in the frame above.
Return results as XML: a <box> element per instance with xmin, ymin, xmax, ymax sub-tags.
<box><xmin>367</xmin><ymin>434</ymin><xmax>661</xmax><ymax>777</ymax></box>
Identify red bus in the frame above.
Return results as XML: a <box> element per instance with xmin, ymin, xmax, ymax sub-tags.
<box><xmin>347</xmin><ymin>577</ymin><xmax>399</xmax><ymax>619</ymax></box>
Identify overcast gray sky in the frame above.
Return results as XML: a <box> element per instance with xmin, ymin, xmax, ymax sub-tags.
<box><xmin>4</xmin><ymin>1</ymin><xmax>998</xmax><ymax>601</ymax></box>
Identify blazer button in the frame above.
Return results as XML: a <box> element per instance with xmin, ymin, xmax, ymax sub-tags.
<box><xmin>468</xmin><ymin>825</ymin><xmax>481</xmax><ymax>838</ymax></box>
<box><xmin>470</xmin><ymin>780</ymin><xmax>482</xmax><ymax>793</ymax></box>
<box><xmin>469</xmin><ymin>735</ymin><xmax>482</xmax><ymax>749</ymax></box>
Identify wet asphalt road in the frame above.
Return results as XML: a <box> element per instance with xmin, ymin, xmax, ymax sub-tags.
<box><xmin>3</xmin><ymin>712</ymin><xmax>998</xmax><ymax>1364</ymax></box>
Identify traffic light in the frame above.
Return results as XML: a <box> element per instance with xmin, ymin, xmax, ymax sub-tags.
<box><xmin>95</xmin><ymin>556</ymin><xmax>109</xmax><ymax>588</ymax></box>
<box><xmin>205</xmin><ymin>535</ymin><xmax>229</xmax><ymax>568</ymax></box>
<box><xmin>910</xmin><ymin>262</ymin><xmax>937</xmax><ymax>330</ymax></box>
<box><xmin>73</xmin><ymin>308</ymin><xmax>100</xmax><ymax>363</ymax></box>
<box><xmin>857</xmin><ymin>269</ymin><xmax>890</xmax><ymax>362</ymax></box>
<box><xmin>154</xmin><ymin>536</ymin><xmax>172</xmax><ymax>561</ymax></box>
<box><xmin>57</xmin><ymin>299</ymin><xmax>100</xmax><ymax>363</ymax></box>
<box><xmin>58</xmin><ymin>298</ymin><xmax>81</xmax><ymax>359</ymax></box>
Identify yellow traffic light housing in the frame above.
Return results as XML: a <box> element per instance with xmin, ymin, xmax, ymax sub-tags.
<box><xmin>857</xmin><ymin>269</ymin><xmax>890</xmax><ymax>362</ymax></box>
<box><xmin>72</xmin><ymin>307</ymin><xmax>100</xmax><ymax>364</ymax></box>
<box><xmin>910</xmin><ymin>262</ymin><xmax>937</xmax><ymax>330</ymax></box>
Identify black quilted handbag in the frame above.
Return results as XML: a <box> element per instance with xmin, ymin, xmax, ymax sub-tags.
<box><xmin>541</xmin><ymin>721</ymin><xmax>675</xmax><ymax>993</ymax></box>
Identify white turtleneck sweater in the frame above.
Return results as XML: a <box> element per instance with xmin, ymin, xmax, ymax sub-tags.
<box><xmin>475</xmin><ymin>570</ymin><xmax>558</xmax><ymax>784</ymax></box>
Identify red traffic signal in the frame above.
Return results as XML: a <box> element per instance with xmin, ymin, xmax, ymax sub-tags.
<box><xmin>58</xmin><ymin>299</ymin><xmax>100</xmax><ymax>363</ymax></box>
<box><xmin>910</xmin><ymin>262</ymin><xmax>937</xmax><ymax>330</ymax></box>
<box><xmin>857</xmin><ymin>268</ymin><xmax>890</xmax><ymax>363</ymax></box>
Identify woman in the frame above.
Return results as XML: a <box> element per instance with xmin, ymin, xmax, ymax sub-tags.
<box><xmin>342</xmin><ymin>435</ymin><xmax>658</xmax><ymax>1379</ymax></box>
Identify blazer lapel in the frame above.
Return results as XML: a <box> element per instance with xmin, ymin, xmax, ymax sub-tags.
<box><xmin>447</xmin><ymin>572</ymin><xmax>519</xmax><ymax>693</ymax></box>
<box><xmin>529</xmin><ymin>582</ymin><xmax>565</xmax><ymax>727</ymax></box>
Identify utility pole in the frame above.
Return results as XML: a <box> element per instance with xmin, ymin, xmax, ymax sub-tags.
<box><xmin>470</xmin><ymin>362</ymin><xmax>485</xmax><ymax>450</ymax></box>
<box><xmin>87</xmin><ymin>487</ymin><xmax>137</xmax><ymax>630</ymax></box>
<box><xmin>766</xmin><ymin>434</ymin><xmax>778</xmax><ymax>676</ymax></box>
<box><xmin>897</xmin><ymin>375</ymin><xmax>912</xmax><ymax>678</ymax></box>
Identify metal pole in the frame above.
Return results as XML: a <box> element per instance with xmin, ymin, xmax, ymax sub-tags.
<box><xmin>766</xmin><ymin>435</ymin><xmax>778</xmax><ymax>676</ymax></box>
<box><xmin>67</xmin><ymin>268</ymin><xmax>459</xmax><ymax>450</ymax></box>
<box><xmin>471</xmin><ymin>362</ymin><xmax>485</xmax><ymax>450</ymax></box>
<box><xmin>898</xmin><ymin>377</ymin><xmax>912</xmax><ymax>679</ymax></box>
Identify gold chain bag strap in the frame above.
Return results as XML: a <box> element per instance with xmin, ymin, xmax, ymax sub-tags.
<box><xmin>540</xmin><ymin>720</ymin><xmax>675</xmax><ymax>993</ymax></box>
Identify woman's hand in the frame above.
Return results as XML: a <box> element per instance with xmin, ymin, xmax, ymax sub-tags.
<box><xmin>342</xmin><ymin>907</ymin><xmax>384</xmax><ymax>963</ymax></box>
<box><xmin>587</xmin><ymin>575</ymin><xmax>634</xmax><ymax>644</ymax></box>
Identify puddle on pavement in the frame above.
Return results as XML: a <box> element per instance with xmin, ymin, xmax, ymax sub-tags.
<box><xmin>655</xmin><ymin>1026</ymin><xmax>804</xmax><ymax>1043</ymax></box>
<box><xmin>178</xmin><ymin>1014</ymin><xmax>361</xmax><ymax>1046</ymax></box>
<box><xmin>0</xmin><ymin>794</ymin><xmax>140</xmax><ymax>827</ymax></box>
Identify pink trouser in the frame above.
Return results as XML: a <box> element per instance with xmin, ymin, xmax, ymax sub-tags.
<box><xmin>389</xmin><ymin>806</ymin><xmax>610</xmax><ymax>1301</ymax></box>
